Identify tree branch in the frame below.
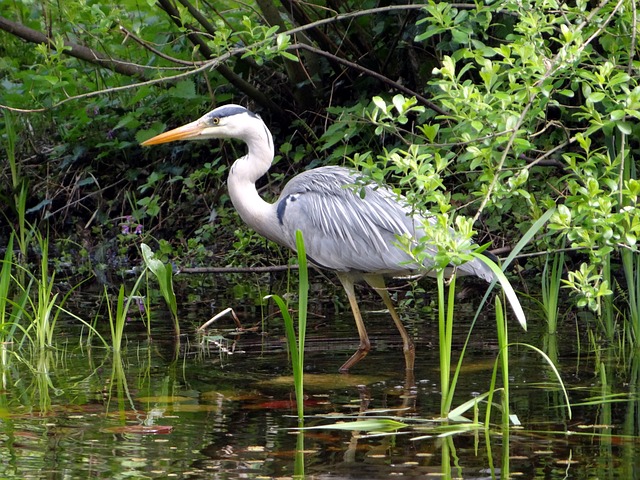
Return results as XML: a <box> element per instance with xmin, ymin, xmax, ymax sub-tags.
<box><xmin>289</xmin><ymin>43</ymin><xmax>449</xmax><ymax>116</ymax></box>
<box><xmin>155</xmin><ymin>0</ymin><xmax>285</xmax><ymax>116</ymax></box>
<box><xmin>0</xmin><ymin>16</ymin><xmax>148</xmax><ymax>78</ymax></box>
<box><xmin>180</xmin><ymin>265</ymin><xmax>297</xmax><ymax>274</ymax></box>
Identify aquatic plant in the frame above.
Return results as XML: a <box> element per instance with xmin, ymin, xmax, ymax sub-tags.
<box><xmin>0</xmin><ymin>235</ymin><xmax>16</xmax><ymax>342</ymax></box>
<box><xmin>140</xmin><ymin>243</ymin><xmax>179</xmax><ymax>336</ymax></box>
<box><xmin>2</xmin><ymin>111</ymin><xmax>33</xmax><ymax>290</ymax></box>
<box><xmin>439</xmin><ymin>208</ymin><xmax>557</xmax><ymax>420</ymax></box>
<box><xmin>622</xmin><ymin>249</ymin><xmax>640</xmax><ymax>343</ymax></box>
<box><xmin>434</xmin><ymin>250</ymin><xmax>526</xmax><ymax>418</ymax></box>
<box><xmin>267</xmin><ymin>230</ymin><xmax>308</xmax><ymax>422</ymax></box>
<box><xmin>105</xmin><ymin>271</ymin><xmax>147</xmax><ymax>353</ymax></box>
<box><xmin>541</xmin><ymin>247</ymin><xmax>565</xmax><ymax>335</ymax></box>
<box><xmin>21</xmin><ymin>231</ymin><xmax>60</xmax><ymax>351</ymax></box>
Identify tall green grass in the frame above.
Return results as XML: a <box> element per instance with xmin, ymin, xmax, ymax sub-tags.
<box><xmin>105</xmin><ymin>270</ymin><xmax>148</xmax><ymax>352</ymax></box>
<box><xmin>0</xmin><ymin>235</ymin><xmax>17</xmax><ymax>341</ymax></box>
<box><xmin>601</xmin><ymin>253</ymin><xmax>615</xmax><ymax>340</ymax></box>
<box><xmin>438</xmin><ymin>251</ymin><xmax>527</xmax><ymax>418</ymax></box>
<box><xmin>267</xmin><ymin>230</ymin><xmax>308</xmax><ymax>422</ymax></box>
<box><xmin>622</xmin><ymin>249</ymin><xmax>640</xmax><ymax>342</ymax></box>
<box><xmin>3</xmin><ymin>111</ymin><xmax>32</xmax><ymax>286</ymax></box>
<box><xmin>0</xmin><ymin>228</ymin><xmax>107</xmax><ymax>352</ymax></box>
<box><xmin>436</xmin><ymin>270</ymin><xmax>456</xmax><ymax>417</ymax></box>
<box><xmin>5</xmin><ymin>231</ymin><xmax>63</xmax><ymax>351</ymax></box>
<box><xmin>438</xmin><ymin>207</ymin><xmax>557</xmax><ymax>420</ymax></box>
<box><xmin>542</xmin><ymin>247</ymin><xmax>565</xmax><ymax>335</ymax></box>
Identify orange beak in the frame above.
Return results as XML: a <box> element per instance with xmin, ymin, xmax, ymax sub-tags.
<box><xmin>141</xmin><ymin>120</ymin><xmax>204</xmax><ymax>146</ymax></box>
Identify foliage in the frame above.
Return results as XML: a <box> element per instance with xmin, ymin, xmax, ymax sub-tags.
<box><xmin>0</xmin><ymin>0</ymin><xmax>639</xmax><ymax>341</ymax></box>
<box><xmin>320</xmin><ymin>1</ymin><xmax>638</xmax><ymax>339</ymax></box>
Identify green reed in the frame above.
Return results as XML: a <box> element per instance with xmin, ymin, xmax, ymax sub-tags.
<box><xmin>27</xmin><ymin>231</ymin><xmax>58</xmax><ymax>350</ymax></box>
<box><xmin>439</xmin><ymin>252</ymin><xmax>526</xmax><ymax>418</ymax></box>
<box><xmin>105</xmin><ymin>271</ymin><xmax>147</xmax><ymax>353</ymax></box>
<box><xmin>0</xmin><ymin>235</ymin><xmax>15</xmax><ymax>341</ymax></box>
<box><xmin>621</xmin><ymin>248</ymin><xmax>640</xmax><ymax>343</ymax></box>
<box><xmin>3</xmin><ymin>111</ymin><xmax>33</xmax><ymax>288</ymax></box>
<box><xmin>601</xmin><ymin>253</ymin><xmax>615</xmax><ymax>340</ymax></box>
<box><xmin>436</xmin><ymin>269</ymin><xmax>456</xmax><ymax>417</ymax></box>
<box><xmin>441</xmin><ymin>208</ymin><xmax>557</xmax><ymax>419</ymax></box>
<box><xmin>268</xmin><ymin>230</ymin><xmax>308</xmax><ymax>422</ymax></box>
<box><xmin>542</xmin><ymin>247</ymin><xmax>565</xmax><ymax>335</ymax></box>
<box><xmin>495</xmin><ymin>295</ymin><xmax>510</xmax><ymax>431</ymax></box>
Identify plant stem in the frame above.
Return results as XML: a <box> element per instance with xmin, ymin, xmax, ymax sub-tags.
<box><xmin>438</xmin><ymin>270</ymin><xmax>456</xmax><ymax>417</ymax></box>
<box><xmin>294</xmin><ymin>230</ymin><xmax>308</xmax><ymax>421</ymax></box>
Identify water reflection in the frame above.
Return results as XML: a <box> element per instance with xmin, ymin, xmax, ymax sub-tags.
<box><xmin>0</xmin><ymin>299</ymin><xmax>639</xmax><ymax>478</ymax></box>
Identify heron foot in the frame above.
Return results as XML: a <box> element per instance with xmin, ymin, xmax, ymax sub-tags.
<box><xmin>403</xmin><ymin>341</ymin><xmax>416</xmax><ymax>372</ymax></box>
<box><xmin>338</xmin><ymin>345</ymin><xmax>370</xmax><ymax>373</ymax></box>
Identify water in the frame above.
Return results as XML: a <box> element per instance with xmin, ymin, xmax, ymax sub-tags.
<box><xmin>1</xmin><ymin>276</ymin><xmax>640</xmax><ymax>479</ymax></box>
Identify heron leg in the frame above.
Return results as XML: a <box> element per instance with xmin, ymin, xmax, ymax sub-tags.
<box><xmin>336</xmin><ymin>272</ymin><xmax>371</xmax><ymax>373</ymax></box>
<box><xmin>364</xmin><ymin>274</ymin><xmax>415</xmax><ymax>372</ymax></box>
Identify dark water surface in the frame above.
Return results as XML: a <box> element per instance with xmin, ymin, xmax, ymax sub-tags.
<box><xmin>1</xmin><ymin>277</ymin><xmax>639</xmax><ymax>479</ymax></box>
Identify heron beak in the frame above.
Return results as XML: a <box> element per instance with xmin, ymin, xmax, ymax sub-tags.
<box><xmin>141</xmin><ymin>120</ymin><xmax>205</xmax><ymax>146</ymax></box>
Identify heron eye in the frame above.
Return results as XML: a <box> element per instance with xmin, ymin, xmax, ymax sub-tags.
<box><xmin>212</xmin><ymin>117</ymin><xmax>220</xmax><ymax>125</ymax></box>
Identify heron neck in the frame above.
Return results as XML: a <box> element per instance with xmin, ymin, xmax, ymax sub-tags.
<box><xmin>226</xmin><ymin>128</ymin><xmax>280</xmax><ymax>242</ymax></box>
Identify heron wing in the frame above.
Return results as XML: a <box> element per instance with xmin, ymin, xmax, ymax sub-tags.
<box><xmin>275</xmin><ymin>166</ymin><xmax>430</xmax><ymax>273</ymax></box>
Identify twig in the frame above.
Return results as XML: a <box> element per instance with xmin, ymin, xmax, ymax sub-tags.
<box><xmin>119</xmin><ymin>26</ymin><xmax>198</xmax><ymax>66</ymax></box>
<box><xmin>0</xmin><ymin>50</ymin><xmax>237</xmax><ymax>113</ymax></box>
<box><xmin>198</xmin><ymin>307</ymin><xmax>242</xmax><ymax>331</ymax></box>
<box><xmin>180</xmin><ymin>264</ymin><xmax>298</xmax><ymax>274</ymax></box>
<box><xmin>289</xmin><ymin>43</ymin><xmax>448</xmax><ymax>115</ymax></box>
<box><xmin>0</xmin><ymin>4</ymin><xmax>445</xmax><ymax>114</ymax></box>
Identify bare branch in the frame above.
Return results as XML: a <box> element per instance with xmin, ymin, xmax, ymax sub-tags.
<box><xmin>180</xmin><ymin>265</ymin><xmax>298</xmax><ymax>274</ymax></box>
<box><xmin>0</xmin><ymin>50</ymin><xmax>237</xmax><ymax>113</ymax></box>
<box><xmin>119</xmin><ymin>26</ymin><xmax>197</xmax><ymax>67</ymax></box>
<box><xmin>289</xmin><ymin>43</ymin><xmax>448</xmax><ymax>116</ymax></box>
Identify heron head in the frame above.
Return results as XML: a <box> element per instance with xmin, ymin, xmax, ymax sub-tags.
<box><xmin>141</xmin><ymin>104</ymin><xmax>260</xmax><ymax>146</ymax></box>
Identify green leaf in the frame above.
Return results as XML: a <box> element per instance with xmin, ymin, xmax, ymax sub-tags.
<box><xmin>610</xmin><ymin>109</ymin><xmax>625</xmax><ymax>121</ymax></box>
<box><xmin>372</xmin><ymin>96</ymin><xmax>387</xmax><ymax>111</ymax></box>
<box><xmin>392</xmin><ymin>94</ymin><xmax>405</xmax><ymax>114</ymax></box>
<box><xmin>299</xmin><ymin>419</ymin><xmax>407</xmax><ymax>432</ymax></box>
<box><xmin>470</xmin><ymin>252</ymin><xmax>527</xmax><ymax>330</ymax></box>
<box><xmin>616</xmin><ymin>121</ymin><xmax>632</xmax><ymax>135</ymax></box>
<box><xmin>170</xmin><ymin>79</ymin><xmax>196</xmax><ymax>99</ymax></box>
<box><xmin>141</xmin><ymin>243</ymin><xmax>178</xmax><ymax>327</ymax></box>
<box><xmin>420</xmin><ymin>123</ymin><xmax>440</xmax><ymax>142</ymax></box>
<box><xmin>447</xmin><ymin>391</ymin><xmax>491</xmax><ymax>421</ymax></box>
<box><xmin>279</xmin><ymin>51</ymin><xmax>299</xmax><ymax>62</ymax></box>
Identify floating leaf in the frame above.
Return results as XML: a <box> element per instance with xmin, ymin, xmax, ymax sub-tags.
<box><xmin>299</xmin><ymin>419</ymin><xmax>407</xmax><ymax>432</ymax></box>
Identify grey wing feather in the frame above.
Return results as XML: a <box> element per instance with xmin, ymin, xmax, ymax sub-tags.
<box><xmin>276</xmin><ymin>166</ymin><xmax>425</xmax><ymax>273</ymax></box>
<box><xmin>276</xmin><ymin>166</ymin><xmax>494</xmax><ymax>281</ymax></box>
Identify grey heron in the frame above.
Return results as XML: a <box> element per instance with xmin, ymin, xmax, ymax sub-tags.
<box><xmin>141</xmin><ymin>104</ymin><xmax>494</xmax><ymax>372</ymax></box>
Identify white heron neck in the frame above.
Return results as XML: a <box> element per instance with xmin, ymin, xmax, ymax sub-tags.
<box><xmin>226</xmin><ymin>124</ymin><xmax>281</xmax><ymax>242</ymax></box>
